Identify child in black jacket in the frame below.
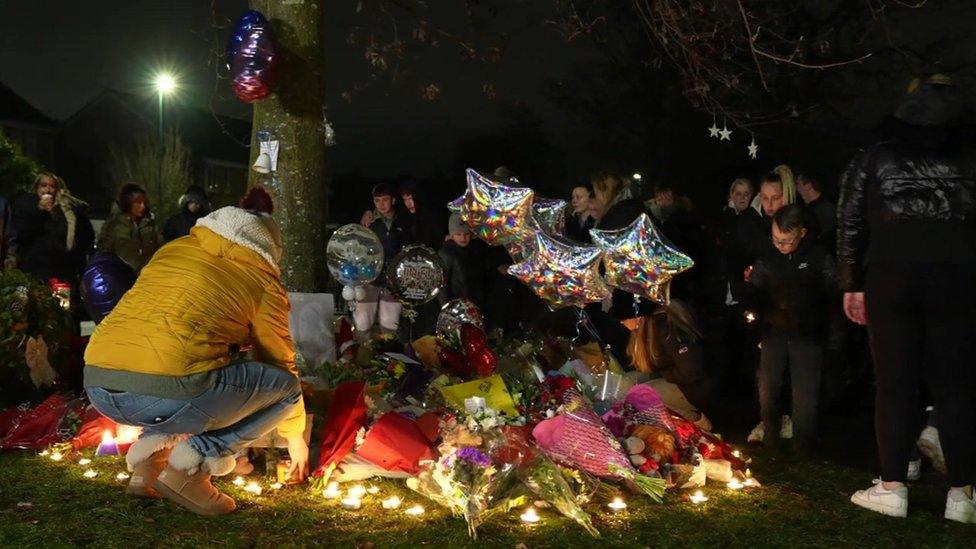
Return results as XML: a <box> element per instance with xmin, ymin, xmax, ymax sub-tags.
<box><xmin>747</xmin><ymin>204</ymin><xmax>835</xmax><ymax>453</ymax></box>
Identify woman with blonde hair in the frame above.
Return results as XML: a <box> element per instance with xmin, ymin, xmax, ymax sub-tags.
<box><xmin>9</xmin><ymin>171</ymin><xmax>94</xmax><ymax>286</ymax></box>
<box><xmin>627</xmin><ymin>299</ymin><xmax>715</xmax><ymax>429</ymax></box>
<box><xmin>753</xmin><ymin>164</ymin><xmax>797</xmax><ymax>218</ymax></box>
<box><xmin>591</xmin><ymin>170</ymin><xmax>645</xmax><ymax>230</ymax></box>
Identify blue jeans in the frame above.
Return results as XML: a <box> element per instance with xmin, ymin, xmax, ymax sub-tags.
<box><xmin>87</xmin><ymin>361</ymin><xmax>301</xmax><ymax>458</ymax></box>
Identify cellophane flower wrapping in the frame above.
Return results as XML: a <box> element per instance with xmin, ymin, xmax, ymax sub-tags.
<box><xmin>520</xmin><ymin>451</ymin><xmax>600</xmax><ymax>537</ymax></box>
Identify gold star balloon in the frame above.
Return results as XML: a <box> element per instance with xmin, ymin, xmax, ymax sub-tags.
<box><xmin>589</xmin><ymin>213</ymin><xmax>694</xmax><ymax>305</ymax></box>
<box><xmin>508</xmin><ymin>232</ymin><xmax>611</xmax><ymax>310</ymax></box>
<box><xmin>458</xmin><ymin>168</ymin><xmax>535</xmax><ymax>247</ymax></box>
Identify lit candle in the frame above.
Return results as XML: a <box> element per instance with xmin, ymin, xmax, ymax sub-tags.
<box><xmin>347</xmin><ymin>485</ymin><xmax>367</xmax><ymax>498</ymax></box>
<box><xmin>78</xmin><ymin>458</ymin><xmax>92</xmax><ymax>466</ymax></box>
<box><xmin>744</xmin><ymin>478</ymin><xmax>758</xmax><ymax>487</ymax></box>
<box><xmin>520</xmin><ymin>507</ymin><xmax>541</xmax><ymax>524</ymax></box>
<box><xmin>689</xmin><ymin>490</ymin><xmax>709</xmax><ymax>504</ymax></box>
<box><xmin>727</xmin><ymin>479</ymin><xmax>744</xmax><ymax>490</ymax></box>
<box><xmin>96</xmin><ymin>431</ymin><xmax>118</xmax><ymax>456</ymax></box>
<box><xmin>50</xmin><ymin>452</ymin><xmax>64</xmax><ymax>462</ymax></box>
<box><xmin>341</xmin><ymin>497</ymin><xmax>362</xmax><ymax>510</ymax></box>
<box><xmin>232</xmin><ymin>476</ymin><xmax>246</xmax><ymax>487</ymax></box>
<box><xmin>323</xmin><ymin>482</ymin><xmax>342</xmax><ymax>499</ymax></box>
<box><xmin>732</xmin><ymin>450</ymin><xmax>741</xmax><ymax>459</ymax></box>
<box><xmin>367</xmin><ymin>485</ymin><xmax>381</xmax><ymax>495</ymax></box>
<box><xmin>404</xmin><ymin>504</ymin><xmax>425</xmax><ymax>516</ymax></box>
<box><xmin>244</xmin><ymin>481</ymin><xmax>263</xmax><ymax>496</ymax></box>
<box><xmin>270</xmin><ymin>482</ymin><xmax>283</xmax><ymax>490</ymax></box>
<box><xmin>382</xmin><ymin>496</ymin><xmax>402</xmax><ymax>509</ymax></box>
<box><xmin>39</xmin><ymin>449</ymin><xmax>50</xmax><ymax>457</ymax></box>
<box><xmin>83</xmin><ymin>469</ymin><xmax>97</xmax><ymax>478</ymax></box>
<box><xmin>745</xmin><ymin>311</ymin><xmax>756</xmax><ymax>323</ymax></box>
<box><xmin>116</xmin><ymin>472</ymin><xmax>130</xmax><ymax>481</ymax></box>
<box><xmin>745</xmin><ymin>468</ymin><xmax>752</xmax><ymax>478</ymax></box>
<box><xmin>607</xmin><ymin>497</ymin><xmax>627</xmax><ymax>512</ymax></box>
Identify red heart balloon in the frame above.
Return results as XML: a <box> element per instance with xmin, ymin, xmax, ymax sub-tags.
<box><xmin>469</xmin><ymin>346</ymin><xmax>497</xmax><ymax>378</ymax></box>
<box><xmin>438</xmin><ymin>348</ymin><xmax>470</xmax><ymax>377</ymax></box>
<box><xmin>460</xmin><ymin>323</ymin><xmax>487</xmax><ymax>356</ymax></box>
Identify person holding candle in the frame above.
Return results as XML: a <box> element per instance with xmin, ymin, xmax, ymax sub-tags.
<box><xmin>83</xmin><ymin>187</ymin><xmax>307</xmax><ymax>516</ymax></box>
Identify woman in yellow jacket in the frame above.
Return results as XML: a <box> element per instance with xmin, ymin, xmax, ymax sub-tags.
<box><xmin>84</xmin><ymin>188</ymin><xmax>306</xmax><ymax>516</ymax></box>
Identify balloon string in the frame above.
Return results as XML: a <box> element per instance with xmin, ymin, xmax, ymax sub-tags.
<box><xmin>633</xmin><ymin>294</ymin><xmax>642</xmax><ymax>317</ymax></box>
<box><xmin>574</xmin><ymin>308</ymin><xmax>604</xmax><ymax>345</ymax></box>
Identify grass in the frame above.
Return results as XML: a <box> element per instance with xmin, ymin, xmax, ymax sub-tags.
<box><xmin>0</xmin><ymin>442</ymin><xmax>971</xmax><ymax>548</ymax></box>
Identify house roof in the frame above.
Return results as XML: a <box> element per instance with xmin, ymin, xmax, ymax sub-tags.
<box><xmin>0</xmin><ymin>82</ymin><xmax>56</xmax><ymax>127</ymax></box>
<box><xmin>63</xmin><ymin>88</ymin><xmax>252</xmax><ymax>164</ymax></box>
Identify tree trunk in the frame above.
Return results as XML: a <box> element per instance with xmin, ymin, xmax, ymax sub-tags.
<box><xmin>248</xmin><ymin>0</ymin><xmax>327</xmax><ymax>292</ymax></box>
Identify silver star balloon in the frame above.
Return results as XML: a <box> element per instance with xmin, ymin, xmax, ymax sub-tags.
<box><xmin>508</xmin><ymin>232</ymin><xmax>611</xmax><ymax>310</ymax></box>
<box><xmin>589</xmin><ymin>213</ymin><xmax>694</xmax><ymax>305</ymax></box>
<box><xmin>459</xmin><ymin>168</ymin><xmax>535</xmax><ymax>247</ymax></box>
<box><xmin>531</xmin><ymin>196</ymin><xmax>568</xmax><ymax>236</ymax></box>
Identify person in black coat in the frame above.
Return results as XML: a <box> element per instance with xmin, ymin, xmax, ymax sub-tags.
<box><xmin>399</xmin><ymin>181</ymin><xmax>444</xmax><ymax>251</ymax></box>
<box><xmin>438</xmin><ymin>214</ymin><xmax>488</xmax><ymax>308</ymax></box>
<box><xmin>163</xmin><ymin>185</ymin><xmax>211</xmax><ymax>242</ymax></box>
<box><xmin>746</xmin><ymin>205</ymin><xmax>835</xmax><ymax>453</ymax></box>
<box><xmin>840</xmin><ymin>73</ymin><xmax>976</xmax><ymax>518</ymax></box>
<box><xmin>9</xmin><ymin>172</ymin><xmax>94</xmax><ymax>286</ymax></box>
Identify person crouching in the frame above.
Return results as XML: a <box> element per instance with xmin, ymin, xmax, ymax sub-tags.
<box><xmin>83</xmin><ymin>187</ymin><xmax>307</xmax><ymax>515</ymax></box>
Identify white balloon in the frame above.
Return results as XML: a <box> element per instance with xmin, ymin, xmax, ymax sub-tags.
<box><xmin>354</xmin><ymin>286</ymin><xmax>367</xmax><ymax>301</ymax></box>
<box><xmin>341</xmin><ymin>285</ymin><xmax>355</xmax><ymax>301</ymax></box>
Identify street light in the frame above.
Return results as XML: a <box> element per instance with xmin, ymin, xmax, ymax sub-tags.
<box><xmin>154</xmin><ymin>72</ymin><xmax>177</xmax><ymax>207</ymax></box>
<box><xmin>632</xmin><ymin>172</ymin><xmax>642</xmax><ymax>181</ymax></box>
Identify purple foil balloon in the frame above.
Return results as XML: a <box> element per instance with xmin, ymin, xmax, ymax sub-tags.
<box><xmin>228</xmin><ymin>10</ymin><xmax>278</xmax><ymax>103</ymax></box>
<box><xmin>80</xmin><ymin>252</ymin><xmax>137</xmax><ymax>324</ymax></box>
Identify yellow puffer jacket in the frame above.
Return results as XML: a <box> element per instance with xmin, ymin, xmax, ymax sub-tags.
<box><xmin>85</xmin><ymin>210</ymin><xmax>304</xmax><ymax>436</ymax></box>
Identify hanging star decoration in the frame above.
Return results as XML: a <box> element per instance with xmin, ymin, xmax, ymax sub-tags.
<box><xmin>719</xmin><ymin>123</ymin><xmax>732</xmax><ymax>142</ymax></box>
<box><xmin>708</xmin><ymin>121</ymin><xmax>720</xmax><ymax>139</ymax></box>
<box><xmin>458</xmin><ymin>168</ymin><xmax>535</xmax><ymax>247</ymax></box>
<box><xmin>589</xmin><ymin>214</ymin><xmax>694</xmax><ymax>305</ymax></box>
<box><xmin>747</xmin><ymin>136</ymin><xmax>759</xmax><ymax>159</ymax></box>
<box><xmin>508</xmin><ymin>232</ymin><xmax>611</xmax><ymax>310</ymax></box>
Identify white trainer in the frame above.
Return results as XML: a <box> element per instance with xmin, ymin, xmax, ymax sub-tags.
<box><xmin>907</xmin><ymin>459</ymin><xmax>922</xmax><ymax>482</ymax></box>
<box><xmin>917</xmin><ymin>426</ymin><xmax>946</xmax><ymax>476</ymax></box>
<box><xmin>780</xmin><ymin>415</ymin><xmax>793</xmax><ymax>439</ymax></box>
<box><xmin>945</xmin><ymin>490</ymin><xmax>976</xmax><ymax>524</ymax></box>
<box><xmin>851</xmin><ymin>482</ymin><xmax>908</xmax><ymax>518</ymax></box>
<box><xmin>747</xmin><ymin>422</ymin><xmax>764</xmax><ymax>443</ymax></box>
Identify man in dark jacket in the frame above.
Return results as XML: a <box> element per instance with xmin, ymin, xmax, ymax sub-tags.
<box><xmin>163</xmin><ymin>185</ymin><xmax>211</xmax><ymax>242</ymax></box>
<box><xmin>353</xmin><ymin>183</ymin><xmax>411</xmax><ymax>337</ymax></box>
<box><xmin>747</xmin><ymin>205</ymin><xmax>834</xmax><ymax>454</ymax></box>
<box><xmin>841</xmin><ymin>74</ymin><xmax>976</xmax><ymax>522</ymax></box>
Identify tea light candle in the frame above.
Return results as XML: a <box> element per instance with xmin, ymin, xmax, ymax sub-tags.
<box><xmin>341</xmin><ymin>497</ymin><xmax>362</xmax><ymax>510</ymax></box>
<box><xmin>367</xmin><ymin>485</ymin><xmax>381</xmax><ymax>495</ymax></box>
<box><xmin>744</xmin><ymin>478</ymin><xmax>758</xmax><ymax>487</ymax></box>
<box><xmin>404</xmin><ymin>504</ymin><xmax>425</xmax><ymax>516</ymax></box>
<box><xmin>96</xmin><ymin>431</ymin><xmax>118</xmax><ymax>456</ymax></box>
<box><xmin>520</xmin><ymin>507</ymin><xmax>541</xmax><ymax>524</ymax></box>
<box><xmin>727</xmin><ymin>479</ymin><xmax>744</xmax><ymax>490</ymax></box>
<box><xmin>745</xmin><ymin>311</ymin><xmax>756</xmax><ymax>323</ymax></box>
<box><xmin>39</xmin><ymin>449</ymin><xmax>50</xmax><ymax>457</ymax></box>
<box><xmin>50</xmin><ymin>451</ymin><xmax>64</xmax><ymax>462</ymax></box>
<box><xmin>244</xmin><ymin>481</ymin><xmax>263</xmax><ymax>496</ymax></box>
<box><xmin>78</xmin><ymin>458</ymin><xmax>92</xmax><ymax>466</ymax></box>
<box><xmin>83</xmin><ymin>469</ymin><xmax>97</xmax><ymax>478</ymax></box>
<box><xmin>732</xmin><ymin>449</ymin><xmax>741</xmax><ymax>458</ymax></box>
<box><xmin>347</xmin><ymin>485</ymin><xmax>367</xmax><ymax>498</ymax></box>
<box><xmin>232</xmin><ymin>476</ymin><xmax>246</xmax><ymax>487</ymax></box>
<box><xmin>323</xmin><ymin>482</ymin><xmax>342</xmax><ymax>499</ymax></box>
<box><xmin>382</xmin><ymin>496</ymin><xmax>402</xmax><ymax>509</ymax></box>
<box><xmin>745</xmin><ymin>468</ymin><xmax>752</xmax><ymax>478</ymax></box>
<box><xmin>607</xmin><ymin>497</ymin><xmax>627</xmax><ymax>512</ymax></box>
<box><xmin>270</xmin><ymin>482</ymin><xmax>283</xmax><ymax>490</ymax></box>
<box><xmin>116</xmin><ymin>472</ymin><xmax>130</xmax><ymax>481</ymax></box>
<box><xmin>689</xmin><ymin>490</ymin><xmax>709</xmax><ymax>504</ymax></box>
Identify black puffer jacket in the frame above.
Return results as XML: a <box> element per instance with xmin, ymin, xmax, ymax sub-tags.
<box><xmin>837</xmin><ymin>89</ymin><xmax>976</xmax><ymax>291</ymax></box>
<box><xmin>437</xmin><ymin>239</ymin><xmax>488</xmax><ymax>307</ymax></box>
<box><xmin>747</xmin><ymin>241</ymin><xmax>836</xmax><ymax>337</ymax></box>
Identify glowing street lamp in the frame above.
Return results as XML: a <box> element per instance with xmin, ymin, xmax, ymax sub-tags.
<box><xmin>153</xmin><ymin>72</ymin><xmax>178</xmax><ymax>205</ymax></box>
<box><xmin>632</xmin><ymin>172</ymin><xmax>642</xmax><ymax>181</ymax></box>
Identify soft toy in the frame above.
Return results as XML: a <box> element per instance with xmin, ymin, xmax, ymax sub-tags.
<box><xmin>625</xmin><ymin>425</ymin><xmax>676</xmax><ymax>473</ymax></box>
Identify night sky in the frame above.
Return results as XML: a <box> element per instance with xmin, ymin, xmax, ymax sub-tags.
<box><xmin>0</xmin><ymin>1</ymin><xmax>597</xmax><ymax>181</ymax></box>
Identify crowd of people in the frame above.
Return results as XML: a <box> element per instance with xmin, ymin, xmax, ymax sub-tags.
<box><xmin>0</xmin><ymin>73</ymin><xmax>970</xmax><ymax>522</ymax></box>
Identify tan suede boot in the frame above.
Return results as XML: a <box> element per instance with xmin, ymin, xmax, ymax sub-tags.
<box><xmin>153</xmin><ymin>467</ymin><xmax>236</xmax><ymax>516</ymax></box>
<box><xmin>126</xmin><ymin>447</ymin><xmax>172</xmax><ymax>498</ymax></box>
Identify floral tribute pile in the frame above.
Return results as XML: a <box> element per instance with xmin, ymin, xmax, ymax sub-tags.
<box><xmin>310</xmin><ymin>323</ymin><xmax>752</xmax><ymax>538</ymax></box>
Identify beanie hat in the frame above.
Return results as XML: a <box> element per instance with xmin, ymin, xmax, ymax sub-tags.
<box><xmin>448</xmin><ymin>213</ymin><xmax>470</xmax><ymax>236</ymax></box>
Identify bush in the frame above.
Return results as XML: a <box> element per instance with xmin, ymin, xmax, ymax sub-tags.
<box><xmin>0</xmin><ymin>128</ymin><xmax>42</xmax><ymax>199</ymax></box>
<box><xmin>0</xmin><ymin>270</ymin><xmax>73</xmax><ymax>405</ymax></box>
